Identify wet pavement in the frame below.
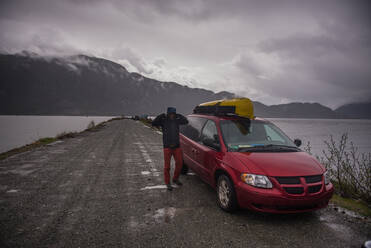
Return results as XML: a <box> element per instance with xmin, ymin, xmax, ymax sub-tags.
<box><xmin>0</xmin><ymin>119</ymin><xmax>370</xmax><ymax>248</ymax></box>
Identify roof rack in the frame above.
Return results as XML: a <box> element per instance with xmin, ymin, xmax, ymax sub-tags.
<box><xmin>193</xmin><ymin>105</ymin><xmax>235</xmax><ymax>115</ymax></box>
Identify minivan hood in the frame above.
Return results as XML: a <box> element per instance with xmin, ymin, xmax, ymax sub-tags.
<box><xmin>233</xmin><ymin>151</ymin><xmax>324</xmax><ymax>177</ymax></box>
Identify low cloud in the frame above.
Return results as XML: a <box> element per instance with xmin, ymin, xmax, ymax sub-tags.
<box><xmin>109</xmin><ymin>45</ymin><xmax>153</xmax><ymax>74</ymax></box>
<box><xmin>0</xmin><ymin>0</ymin><xmax>370</xmax><ymax>108</ymax></box>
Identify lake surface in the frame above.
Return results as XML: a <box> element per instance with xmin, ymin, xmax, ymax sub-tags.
<box><xmin>268</xmin><ymin>118</ymin><xmax>371</xmax><ymax>157</ymax></box>
<box><xmin>0</xmin><ymin>116</ymin><xmax>114</xmax><ymax>153</ymax></box>
<box><xmin>0</xmin><ymin>116</ymin><xmax>370</xmax><ymax>157</ymax></box>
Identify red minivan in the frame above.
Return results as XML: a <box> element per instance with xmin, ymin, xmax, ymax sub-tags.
<box><xmin>180</xmin><ymin>114</ymin><xmax>334</xmax><ymax>213</ymax></box>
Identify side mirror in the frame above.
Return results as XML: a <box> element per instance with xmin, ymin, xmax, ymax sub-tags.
<box><xmin>294</xmin><ymin>139</ymin><xmax>302</xmax><ymax>147</ymax></box>
<box><xmin>203</xmin><ymin>137</ymin><xmax>220</xmax><ymax>150</ymax></box>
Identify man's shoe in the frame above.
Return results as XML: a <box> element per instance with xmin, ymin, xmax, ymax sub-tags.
<box><xmin>173</xmin><ymin>180</ymin><xmax>183</xmax><ymax>186</ymax></box>
<box><xmin>166</xmin><ymin>184</ymin><xmax>173</xmax><ymax>191</ymax></box>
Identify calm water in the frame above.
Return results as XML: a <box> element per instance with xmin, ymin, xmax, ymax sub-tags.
<box><xmin>268</xmin><ymin>118</ymin><xmax>371</xmax><ymax>157</ymax></box>
<box><xmin>0</xmin><ymin>116</ymin><xmax>370</xmax><ymax>157</ymax></box>
<box><xmin>0</xmin><ymin>116</ymin><xmax>114</xmax><ymax>153</ymax></box>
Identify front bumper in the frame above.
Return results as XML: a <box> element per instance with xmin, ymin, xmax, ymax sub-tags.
<box><xmin>235</xmin><ymin>182</ymin><xmax>334</xmax><ymax>213</ymax></box>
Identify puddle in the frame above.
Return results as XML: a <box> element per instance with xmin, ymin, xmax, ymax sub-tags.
<box><xmin>332</xmin><ymin>205</ymin><xmax>362</xmax><ymax>219</ymax></box>
<box><xmin>319</xmin><ymin>210</ymin><xmax>356</xmax><ymax>241</ymax></box>
<box><xmin>153</xmin><ymin>207</ymin><xmax>176</xmax><ymax>223</ymax></box>
<box><xmin>6</xmin><ymin>189</ymin><xmax>19</xmax><ymax>193</ymax></box>
<box><xmin>324</xmin><ymin>222</ymin><xmax>353</xmax><ymax>240</ymax></box>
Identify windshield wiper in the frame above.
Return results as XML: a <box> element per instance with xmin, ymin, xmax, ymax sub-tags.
<box><xmin>237</xmin><ymin>144</ymin><xmax>300</xmax><ymax>152</ymax></box>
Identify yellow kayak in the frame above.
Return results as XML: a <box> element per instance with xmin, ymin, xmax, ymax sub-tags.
<box><xmin>194</xmin><ymin>98</ymin><xmax>254</xmax><ymax>119</ymax></box>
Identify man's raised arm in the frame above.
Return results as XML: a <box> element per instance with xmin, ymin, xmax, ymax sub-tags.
<box><xmin>176</xmin><ymin>114</ymin><xmax>188</xmax><ymax>125</ymax></box>
<box><xmin>152</xmin><ymin>113</ymin><xmax>166</xmax><ymax>127</ymax></box>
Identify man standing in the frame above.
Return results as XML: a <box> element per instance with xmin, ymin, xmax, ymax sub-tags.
<box><xmin>152</xmin><ymin>107</ymin><xmax>188</xmax><ymax>191</ymax></box>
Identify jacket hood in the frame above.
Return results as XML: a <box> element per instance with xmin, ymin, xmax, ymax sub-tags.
<box><xmin>233</xmin><ymin>151</ymin><xmax>324</xmax><ymax>177</ymax></box>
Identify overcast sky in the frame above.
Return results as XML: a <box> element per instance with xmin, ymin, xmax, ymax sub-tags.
<box><xmin>1</xmin><ymin>0</ymin><xmax>370</xmax><ymax>108</ymax></box>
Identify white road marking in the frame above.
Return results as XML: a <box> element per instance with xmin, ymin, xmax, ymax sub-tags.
<box><xmin>141</xmin><ymin>184</ymin><xmax>178</xmax><ymax>190</ymax></box>
<box><xmin>141</xmin><ymin>185</ymin><xmax>167</xmax><ymax>190</ymax></box>
<box><xmin>6</xmin><ymin>189</ymin><xmax>19</xmax><ymax>193</ymax></box>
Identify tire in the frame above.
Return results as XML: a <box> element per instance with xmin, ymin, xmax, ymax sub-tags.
<box><xmin>216</xmin><ymin>174</ymin><xmax>238</xmax><ymax>212</ymax></box>
<box><xmin>181</xmin><ymin>162</ymin><xmax>189</xmax><ymax>175</ymax></box>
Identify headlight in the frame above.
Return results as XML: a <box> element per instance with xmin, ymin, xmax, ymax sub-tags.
<box><xmin>324</xmin><ymin>171</ymin><xmax>330</xmax><ymax>185</ymax></box>
<box><xmin>241</xmin><ymin>173</ymin><xmax>273</xmax><ymax>188</ymax></box>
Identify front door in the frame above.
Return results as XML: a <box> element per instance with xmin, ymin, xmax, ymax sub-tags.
<box><xmin>197</xmin><ymin>120</ymin><xmax>221</xmax><ymax>184</ymax></box>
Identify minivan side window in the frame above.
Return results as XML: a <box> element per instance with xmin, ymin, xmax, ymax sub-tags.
<box><xmin>201</xmin><ymin>120</ymin><xmax>219</xmax><ymax>144</ymax></box>
<box><xmin>180</xmin><ymin>116</ymin><xmax>207</xmax><ymax>141</ymax></box>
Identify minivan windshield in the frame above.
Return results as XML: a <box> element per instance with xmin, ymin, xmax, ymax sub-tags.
<box><xmin>220</xmin><ymin>119</ymin><xmax>299</xmax><ymax>152</ymax></box>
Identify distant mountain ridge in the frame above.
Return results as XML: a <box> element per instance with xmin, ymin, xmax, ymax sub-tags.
<box><xmin>334</xmin><ymin>102</ymin><xmax>371</xmax><ymax>119</ymax></box>
<box><xmin>0</xmin><ymin>52</ymin><xmax>368</xmax><ymax>118</ymax></box>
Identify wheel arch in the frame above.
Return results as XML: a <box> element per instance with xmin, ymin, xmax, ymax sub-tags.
<box><xmin>213</xmin><ymin>164</ymin><xmax>238</xmax><ymax>188</ymax></box>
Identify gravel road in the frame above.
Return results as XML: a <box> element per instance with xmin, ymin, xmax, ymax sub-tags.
<box><xmin>0</xmin><ymin>119</ymin><xmax>370</xmax><ymax>248</ymax></box>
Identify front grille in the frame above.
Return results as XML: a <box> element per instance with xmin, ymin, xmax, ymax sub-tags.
<box><xmin>277</xmin><ymin>175</ymin><xmax>324</xmax><ymax>195</ymax></box>
<box><xmin>284</xmin><ymin>187</ymin><xmax>304</xmax><ymax>194</ymax></box>
<box><xmin>308</xmin><ymin>185</ymin><xmax>322</xmax><ymax>193</ymax></box>
<box><xmin>275</xmin><ymin>177</ymin><xmax>300</xmax><ymax>184</ymax></box>
<box><xmin>305</xmin><ymin>175</ymin><xmax>322</xmax><ymax>183</ymax></box>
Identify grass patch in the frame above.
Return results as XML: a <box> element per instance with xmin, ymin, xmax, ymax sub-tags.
<box><xmin>56</xmin><ymin>131</ymin><xmax>77</xmax><ymax>139</ymax></box>
<box><xmin>38</xmin><ymin>137</ymin><xmax>57</xmax><ymax>144</ymax></box>
<box><xmin>0</xmin><ymin>137</ymin><xmax>57</xmax><ymax>160</ymax></box>
<box><xmin>330</xmin><ymin>193</ymin><xmax>371</xmax><ymax>217</ymax></box>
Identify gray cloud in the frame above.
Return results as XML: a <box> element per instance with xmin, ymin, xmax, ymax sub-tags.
<box><xmin>0</xmin><ymin>0</ymin><xmax>370</xmax><ymax>108</ymax></box>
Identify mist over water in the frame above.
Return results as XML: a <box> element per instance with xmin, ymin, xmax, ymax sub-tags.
<box><xmin>0</xmin><ymin>116</ymin><xmax>114</xmax><ymax>153</ymax></box>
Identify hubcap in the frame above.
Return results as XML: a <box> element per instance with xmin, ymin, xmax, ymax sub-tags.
<box><xmin>218</xmin><ymin>179</ymin><xmax>230</xmax><ymax>208</ymax></box>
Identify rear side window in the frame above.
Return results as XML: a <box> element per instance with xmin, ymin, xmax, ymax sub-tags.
<box><xmin>201</xmin><ymin>120</ymin><xmax>219</xmax><ymax>142</ymax></box>
<box><xmin>180</xmin><ymin>116</ymin><xmax>207</xmax><ymax>141</ymax></box>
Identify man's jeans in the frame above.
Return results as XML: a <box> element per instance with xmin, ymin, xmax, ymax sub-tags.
<box><xmin>163</xmin><ymin>147</ymin><xmax>183</xmax><ymax>185</ymax></box>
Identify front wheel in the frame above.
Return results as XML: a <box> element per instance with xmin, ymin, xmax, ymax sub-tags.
<box><xmin>216</xmin><ymin>174</ymin><xmax>238</xmax><ymax>212</ymax></box>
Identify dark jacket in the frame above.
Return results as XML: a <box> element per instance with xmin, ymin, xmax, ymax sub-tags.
<box><xmin>152</xmin><ymin>113</ymin><xmax>188</xmax><ymax>148</ymax></box>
